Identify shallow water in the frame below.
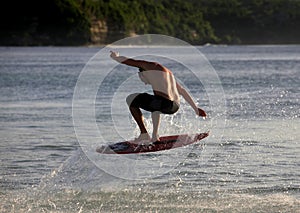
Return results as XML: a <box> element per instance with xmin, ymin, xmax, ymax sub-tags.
<box><xmin>0</xmin><ymin>45</ymin><xmax>299</xmax><ymax>212</ymax></box>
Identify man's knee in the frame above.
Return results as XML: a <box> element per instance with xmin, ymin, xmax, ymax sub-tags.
<box><xmin>126</xmin><ymin>93</ymin><xmax>139</xmax><ymax>106</ymax></box>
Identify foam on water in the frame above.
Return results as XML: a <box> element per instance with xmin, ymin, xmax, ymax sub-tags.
<box><xmin>2</xmin><ymin>146</ymin><xmax>299</xmax><ymax>212</ymax></box>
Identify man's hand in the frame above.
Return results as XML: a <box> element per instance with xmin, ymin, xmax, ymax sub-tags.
<box><xmin>196</xmin><ymin>108</ymin><xmax>207</xmax><ymax>117</ymax></box>
<box><xmin>110</xmin><ymin>51</ymin><xmax>119</xmax><ymax>59</ymax></box>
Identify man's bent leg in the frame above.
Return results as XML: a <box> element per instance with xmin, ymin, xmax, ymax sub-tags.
<box><xmin>127</xmin><ymin>93</ymin><xmax>152</xmax><ymax>142</ymax></box>
<box><xmin>129</xmin><ymin>106</ymin><xmax>151</xmax><ymax>142</ymax></box>
<box><xmin>151</xmin><ymin>111</ymin><xmax>161</xmax><ymax>142</ymax></box>
<box><xmin>129</xmin><ymin>106</ymin><xmax>147</xmax><ymax>134</ymax></box>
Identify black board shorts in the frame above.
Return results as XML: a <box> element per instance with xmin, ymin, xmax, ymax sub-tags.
<box><xmin>129</xmin><ymin>93</ymin><xmax>179</xmax><ymax>114</ymax></box>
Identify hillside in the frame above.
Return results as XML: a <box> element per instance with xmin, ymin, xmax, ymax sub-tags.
<box><xmin>1</xmin><ymin>0</ymin><xmax>300</xmax><ymax>45</ymax></box>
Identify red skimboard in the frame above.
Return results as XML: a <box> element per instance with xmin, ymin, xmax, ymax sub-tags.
<box><xmin>96</xmin><ymin>132</ymin><xmax>209</xmax><ymax>154</ymax></box>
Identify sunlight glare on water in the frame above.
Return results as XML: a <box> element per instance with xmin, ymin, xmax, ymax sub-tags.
<box><xmin>0</xmin><ymin>44</ymin><xmax>299</xmax><ymax>212</ymax></box>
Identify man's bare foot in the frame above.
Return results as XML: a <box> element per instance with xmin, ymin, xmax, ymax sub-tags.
<box><xmin>151</xmin><ymin>134</ymin><xmax>160</xmax><ymax>143</ymax></box>
<box><xmin>133</xmin><ymin>133</ymin><xmax>151</xmax><ymax>144</ymax></box>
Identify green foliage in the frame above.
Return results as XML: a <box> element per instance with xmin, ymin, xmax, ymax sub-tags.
<box><xmin>99</xmin><ymin>0</ymin><xmax>217</xmax><ymax>44</ymax></box>
<box><xmin>1</xmin><ymin>0</ymin><xmax>300</xmax><ymax>45</ymax></box>
<box><xmin>197</xmin><ymin>0</ymin><xmax>300</xmax><ymax>44</ymax></box>
<box><xmin>0</xmin><ymin>0</ymin><xmax>90</xmax><ymax>45</ymax></box>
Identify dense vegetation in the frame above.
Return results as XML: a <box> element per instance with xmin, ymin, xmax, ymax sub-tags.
<box><xmin>1</xmin><ymin>0</ymin><xmax>90</xmax><ymax>45</ymax></box>
<box><xmin>1</xmin><ymin>0</ymin><xmax>300</xmax><ymax>45</ymax></box>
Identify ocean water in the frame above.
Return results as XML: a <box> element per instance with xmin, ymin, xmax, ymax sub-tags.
<box><xmin>0</xmin><ymin>45</ymin><xmax>299</xmax><ymax>212</ymax></box>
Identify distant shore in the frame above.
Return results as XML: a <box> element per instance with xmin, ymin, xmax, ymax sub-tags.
<box><xmin>2</xmin><ymin>0</ymin><xmax>300</xmax><ymax>46</ymax></box>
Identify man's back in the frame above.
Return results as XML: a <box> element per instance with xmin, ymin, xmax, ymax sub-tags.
<box><xmin>142</xmin><ymin>69</ymin><xmax>180</xmax><ymax>104</ymax></box>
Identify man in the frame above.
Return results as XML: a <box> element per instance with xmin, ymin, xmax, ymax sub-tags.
<box><xmin>110</xmin><ymin>51</ymin><xmax>206</xmax><ymax>143</ymax></box>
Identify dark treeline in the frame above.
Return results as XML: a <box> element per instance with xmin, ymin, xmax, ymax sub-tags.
<box><xmin>1</xmin><ymin>0</ymin><xmax>300</xmax><ymax>45</ymax></box>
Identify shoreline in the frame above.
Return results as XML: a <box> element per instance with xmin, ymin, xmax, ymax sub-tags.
<box><xmin>1</xmin><ymin>43</ymin><xmax>300</xmax><ymax>48</ymax></box>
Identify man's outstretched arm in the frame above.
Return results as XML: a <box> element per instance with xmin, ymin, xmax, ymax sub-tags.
<box><xmin>110</xmin><ymin>51</ymin><xmax>161</xmax><ymax>71</ymax></box>
<box><xmin>110</xmin><ymin>51</ymin><xmax>148</xmax><ymax>69</ymax></box>
<box><xmin>176</xmin><ymin>82</ymin><xmax>207</xmax><ymax>117</ymax></box>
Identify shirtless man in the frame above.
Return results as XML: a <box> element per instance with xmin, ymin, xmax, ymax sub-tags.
<box><xmin>110</xmin><ymin>51</ymin><xmax>206</xmax><ymax>143</ymax></box>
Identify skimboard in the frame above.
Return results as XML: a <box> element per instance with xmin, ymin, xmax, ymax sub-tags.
<box><xmin>96</xmin><ymin>132</ymin><xmax>209</xmax><ymax>154</ymax></box>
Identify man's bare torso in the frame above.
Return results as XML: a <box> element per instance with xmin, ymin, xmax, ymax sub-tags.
<box><xmin>141</xmin><ymin>69</ymin><xmax>180</xmax><ymax>104</ymax></box>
